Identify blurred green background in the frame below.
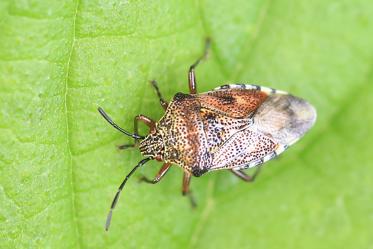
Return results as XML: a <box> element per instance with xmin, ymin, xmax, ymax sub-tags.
<box><xmin>1</xmin><ymin>0</ymin><xmax>372</xmax><ymax>248</ymax></box>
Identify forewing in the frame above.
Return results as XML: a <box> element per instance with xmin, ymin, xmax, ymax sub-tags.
<box><xmin>207</xmin><ymin>84</ymin><xmax>316</xmax><ymax>170</ymax></box>
<box><xmin>197</xmin><ymin>87</ymin><xmax>268</xmax><ymax>118</ymax></box>
<box><xmin>200</xmin><ymin>108</ymin><xmax>249</xmax><ymax>154</ymax></box>
<box><xmin>210</xmin><ymin>128</ymin><xmax>280</xmax><ymax>170</ymax></box>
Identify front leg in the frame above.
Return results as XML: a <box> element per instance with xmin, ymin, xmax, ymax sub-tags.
<box><xmin>118</xmin><ymin>114</ymin><xmax>156</xmax><ymax>149</ymax></box>
<box><xmin>134</xmin><ymin>114</ymin><xmax>156</xmax><ymax>134</ymax></box>
<box><xmin>139</xmin><ymin>162</ymin><xmax>172</xmax><ymax>184</ymax></box>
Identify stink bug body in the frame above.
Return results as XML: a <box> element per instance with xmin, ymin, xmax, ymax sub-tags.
<box><xmin>98</xmin><ymin>40</ymin><xmax>317</xmax><ymax>230</ymax></box>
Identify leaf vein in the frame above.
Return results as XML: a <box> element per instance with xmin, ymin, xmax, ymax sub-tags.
<box><xmin>63</xmin><ymin>0</ymin><xmax>81</xmax><ymax>248</ymax></box>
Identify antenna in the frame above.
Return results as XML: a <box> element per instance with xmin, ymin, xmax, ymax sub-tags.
<box><xmin>98</xmin><ymin>107</ymin><xmax>144</xmax><ymax>140</ymax></box>
<box><xmin>105</xmin><ymin>157</ymin><xmax>152</xmax><ymax>231</ymax></box>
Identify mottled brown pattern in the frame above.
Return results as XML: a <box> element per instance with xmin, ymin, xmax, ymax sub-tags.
<box><xmin>158</xmin><ymin>93</ymin><xmax>209</xmax><ymax>176</ymax></box>
<box><xmin>139</xmin><ymin>85</ymin><xmax>316</xmax><ymax>176</ymax></box>
<box><xmin>140</xmin><ymin>89</ymin><xmax>271</xmax><ymax>176</ymax></box>
<box><xmin>197</xmin><ymin>89</ymin><xmax>268</xmax><ymax>118</ymax></box>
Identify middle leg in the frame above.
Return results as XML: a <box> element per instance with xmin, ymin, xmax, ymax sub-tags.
<box><xmin>182</xmin><ymin>172</ymin><xmax>197</xmax><ymax>208</ymax></box>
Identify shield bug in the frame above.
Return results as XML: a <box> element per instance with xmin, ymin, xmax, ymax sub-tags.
<box><xmin>98</xmin><ymin>39</ymin><xmax>317</xmax><ymax>230</ymax></box>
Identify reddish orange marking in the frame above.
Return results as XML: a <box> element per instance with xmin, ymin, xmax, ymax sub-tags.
<box><xmin>198</xmin><ymin>89</ymin><xmax>268</xmax><ymax>118</ymax></box>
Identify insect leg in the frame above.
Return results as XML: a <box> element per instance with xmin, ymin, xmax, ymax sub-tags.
<box><xmin>117</xmin><ymin>115</ymin><xmax>156</xmax><ymax>149</ymax></box>
<box><xmin>150</xmin><ymin>80</ymin><xmax>168</xmax><ymax>110</ymax></box>
<box><xmin>182</xmin><ymin>172</ymin><xmax>197</xmax><ymax>208</ymax></box>
<box><xmin>188</xmin><ymin>38</ymin><xmax>211</xmax><ymax>94</ymax></box>
<box><xmin>139</xmin><ymin>162</ymin><xmax>172</xmax><ymax>184</ymax></box>
<box><xmin>140</xmin><ymin>163</ymin><xmax>171</xmax><ymax>184</ymax></box>
<box><xmin>132</xmin><ymin>114</ymin><xmax>156</xmax><ymax>145</ymax></box>
<box><xmin>231</xmin><ymin>167</ymin><xmax>261</xmax><ymax>182</ymax></box>
<box><xmin>117</xmin><ymin>144</ymin><xmax>135</xmax><ymax>150</ymax></box>
<box><xmin>134</xmin><ymin>115</ymin><xmax>156</xmax><ymax>133</ymax></box>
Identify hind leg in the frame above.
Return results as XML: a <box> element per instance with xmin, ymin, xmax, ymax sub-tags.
<box><xmin>231</xmin><ymin>167</ymin><xmax>261</xmax><ymax>182</ymax></box>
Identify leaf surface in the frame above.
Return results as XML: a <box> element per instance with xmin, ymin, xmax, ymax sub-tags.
<box><xmin>1</xmin><ymin>0</ymin><xmax>373</xmax><ymax>248</ymax></box>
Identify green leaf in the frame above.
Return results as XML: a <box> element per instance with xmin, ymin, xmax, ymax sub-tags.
<box><xmin>1</xmin><ymin>0</ymin><xmax>372</xmax><ymax>248</ymax></box>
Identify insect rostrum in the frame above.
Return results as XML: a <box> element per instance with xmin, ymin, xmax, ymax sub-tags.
<box><xmin>98</xmin><ymin>40</ymin><xmax>317</xmax><ymax>230</ymax></box>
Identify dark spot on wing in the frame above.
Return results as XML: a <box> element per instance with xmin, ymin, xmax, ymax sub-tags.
<box><xmin>205</xmin><ymin>112</ymin><xmax>216</xmax><ymax>120</ymax></box>
<box><xmin>220</xmin><ymin>95</ymin><xmax>235</xmax><ymax>105</ymax></box>
<box><xmin>191</xmin><ymin>167</ymin><xmax>208</xmax><ymax>177</ymax></box>
<box><xmin>173</xmin><ymin>92</ymin><xmax>192</xmax><ymax>101</ymax></box>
